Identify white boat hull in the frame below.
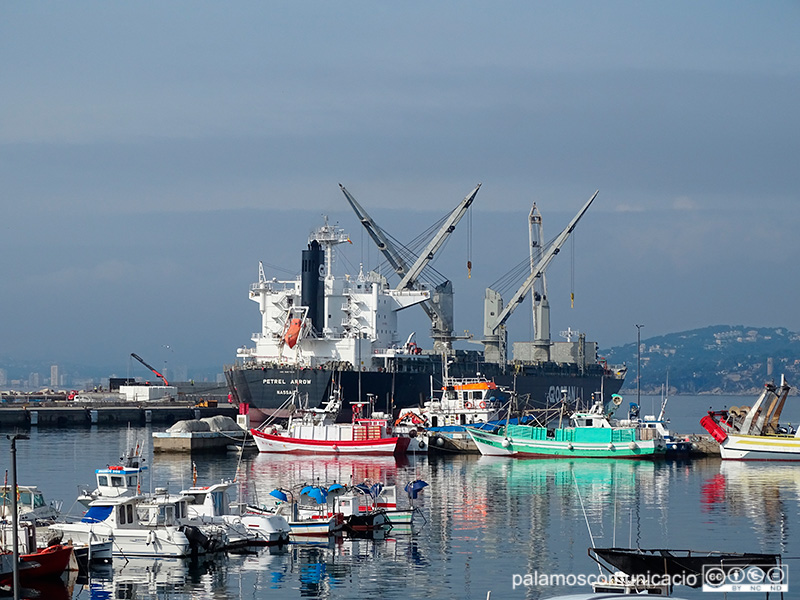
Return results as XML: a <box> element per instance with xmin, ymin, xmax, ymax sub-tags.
<box><xmin>720</xmin><ymin>433</ymin><xmax>800</xmax><ymax>460</ymax></box>
<box><xmin>50</xmin><ymin>522</ymin><xmax>194</xmax><ymax>557</ymax></box>
<box><xmin>250</xmin><ymin>429</ymin><xmax>408</xmax><ymax>455</ymax></box>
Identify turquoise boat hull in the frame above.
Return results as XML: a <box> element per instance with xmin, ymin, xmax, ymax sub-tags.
<box><xmin>467</xmin><ymin>424</ymin><xmax>666</xmax><ymax>459</ymax></box>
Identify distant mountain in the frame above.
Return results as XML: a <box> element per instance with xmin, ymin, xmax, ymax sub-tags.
<box><xmin>603</xmin><ymin>325</ymin><xmax>800</xmax><ymax>395</ymax></box>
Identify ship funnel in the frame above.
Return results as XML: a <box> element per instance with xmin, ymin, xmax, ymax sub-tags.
<box><xmin>301</xmin><ymin>240</ymin><xmax>325</xmax><ymax>333</ymax></box>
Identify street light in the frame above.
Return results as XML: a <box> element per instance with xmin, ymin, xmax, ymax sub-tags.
<box><xmin>8</xmin><ymin>432</ymin><xmax>30</xmax><ymax>600</ymax></box>
<box><xmin>635</xmin><ymin>324</ymin><xmax>644</xmax><ymax>408</ymax></box>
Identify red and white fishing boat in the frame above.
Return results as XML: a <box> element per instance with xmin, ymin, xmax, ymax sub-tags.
<box><xmin>701</xmin><ymin>376</ymin><xmax>800</xmax><ymax>460</ymax></box>
<box><xmin>250</xmin><ymin>387</ymin><xmax>410</xmax><ymax>456</ymax></box>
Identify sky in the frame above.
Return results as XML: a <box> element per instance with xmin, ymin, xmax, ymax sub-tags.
<box><xmin>1</xmin><ymin>2</ymin><xmax>799</xmax><ymax>377</ymax></box>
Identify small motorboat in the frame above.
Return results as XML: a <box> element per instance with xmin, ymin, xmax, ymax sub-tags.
<box><xmin>0</xmin><ymin>543</ymin><xmax>74</xmax><ymax>586</ymax></box>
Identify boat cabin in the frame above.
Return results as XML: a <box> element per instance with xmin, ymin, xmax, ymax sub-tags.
<box><xmin>0</xmin><ymin>485</ymin><xmax>60</xmax><ymax>524</ymax></box>
<box><xmin>81</xmin><ymin>494</ymin><xmax>189</xmax><ymax>530</ymax></box>
<box><xmin>180</xmin><ymin>482</ymin><xmax>235</xmax><ymax>519</ymax></box>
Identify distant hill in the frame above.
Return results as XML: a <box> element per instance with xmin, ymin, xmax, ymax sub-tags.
<box><xmin>603</xmin><ymin>325</ymin><xmax>800</xmax><ymax>395</ymax></box>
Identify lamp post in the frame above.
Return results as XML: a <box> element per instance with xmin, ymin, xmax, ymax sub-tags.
<box><xmin>8</xmin><ymin>432</ymin><xmax>30</xmax><ymax>600</ymax></box>
<box><xmin>635</xmin><ymin>324</ymin><xmax>644</xmax><ymax>408</ymax></box>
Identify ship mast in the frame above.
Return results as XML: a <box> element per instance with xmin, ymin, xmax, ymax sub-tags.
<box><xmin>311</xmin><ymin>216</ymin><xmax>351</xmax><ymax>279</ymax></box>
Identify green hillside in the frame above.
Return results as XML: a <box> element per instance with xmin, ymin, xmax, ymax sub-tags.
<box><xmin>603</xmin><ymin>325</ymin><xmax>800</xmax><ymax>395</ymax></box>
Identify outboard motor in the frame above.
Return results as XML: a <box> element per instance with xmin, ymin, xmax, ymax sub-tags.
<box><xmin>180</xmin><ymin>524</ymin><xmax>210</xmax><ymax>555</ymax></box>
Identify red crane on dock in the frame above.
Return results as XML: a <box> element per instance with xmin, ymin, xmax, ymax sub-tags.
<box><xmin>130</xmin><ymin>353</ymin><xmax>169</xmax><ymax>386</ymax></box>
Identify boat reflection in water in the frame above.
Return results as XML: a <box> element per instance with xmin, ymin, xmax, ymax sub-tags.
<box><xmin>81</xmin><ymin>537</ymin><xmax>429</xmax><ymax>600</ymax></box>
<box><xmin>701</xmin><ymin>461</ymin><xmax>800</xmax><ymax>551</ymax></box>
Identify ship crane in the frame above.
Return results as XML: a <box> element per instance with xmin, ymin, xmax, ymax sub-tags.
<box><xmin>482</xmin><ymin>190</ymin><xmax>599</xmax><ymax>366</ymax></box>
<box><xmin>340</xmin><ymin>183</ymin><xmax>481</xmax><ymax>353</ymax></box>
<box><xmin>130</xmin><ymin>353</ymin><xmax>169</xmax><ymax>386</ymax></box>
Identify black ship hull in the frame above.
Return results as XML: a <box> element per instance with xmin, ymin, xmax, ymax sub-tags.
<box><xmin>226</xmin><ymin>358</ymin><xmax>624</xmax><ymax>423</ymax></box>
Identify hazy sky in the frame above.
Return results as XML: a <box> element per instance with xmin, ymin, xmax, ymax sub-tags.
<box><xmin>2</xmin><ymin>3</ymin><xmax>799</xmax><ymax>375</ymax></box>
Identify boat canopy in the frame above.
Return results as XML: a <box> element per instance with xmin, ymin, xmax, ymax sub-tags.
<box><xmin>81</xmin><ymin>505</ymin><xmax>113</xmax><ymax>523</ymax></box>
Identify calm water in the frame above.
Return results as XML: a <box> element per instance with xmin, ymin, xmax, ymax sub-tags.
<box><xmin>2</xmin><ymin>394</ymin><xmax>799</xmax><ymax>599</ymax></box>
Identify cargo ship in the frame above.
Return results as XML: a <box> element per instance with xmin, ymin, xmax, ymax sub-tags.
<box><xmin>226</xmin><ymin>191</ymin><xmax>625</xmax><ymax>423</ymax></box>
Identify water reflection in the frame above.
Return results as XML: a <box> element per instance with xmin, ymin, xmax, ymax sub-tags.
<box><xmin>701</xmin><ymin>461</ymin><xmax>798</xmax><ymax>552</ymax></box>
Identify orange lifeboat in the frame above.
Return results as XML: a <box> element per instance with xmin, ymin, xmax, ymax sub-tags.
<box><xmin>284</xmin><ymin>318</ymin><xmax>302</xmax><ymax>348</ymax></box>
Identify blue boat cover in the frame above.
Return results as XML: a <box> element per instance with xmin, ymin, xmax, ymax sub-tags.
<box><xmin>269</xmin><ymin>489</ymin><xmax>288</xmax><ymax>502</ymax></box>
<box><xmin>300</xmin><ymin>486</ymin><xmax>327</xmax><ymax>504</ymax></box>
<box><xmin>404</xmin><ymin>479</ymin><xmax>428</xmax><ymax>500</ymax></box>
<box><xmin>81</xmin><ymin>505</ymin><xmax>113</xmax><ymax>523</ymax></box>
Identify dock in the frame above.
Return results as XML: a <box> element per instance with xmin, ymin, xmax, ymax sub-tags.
<box><xmin>0</xmin><ymin>400</ymin><xmax>237</xmax><ymax>428</ymax></box>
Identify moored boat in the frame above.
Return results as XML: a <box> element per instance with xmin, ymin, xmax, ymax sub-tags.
<box><xmin>468</xmin><ymin>395</ymin><xmax>666</xmax><ymax>459</ymax></box>
<box><xmin>50</xmin><ymin>492</ymin><xmax>226</xmax><ymax>558</ymax></box>
<box><xmin>250</xmin><ymin>388</ymin><xmax>410</xmax><ymax>456</ymax></box>
<box><xmin>395</xmin><ymin>354</ymin><xmax>513</xmax><ymax>454</ymax></box>
<box><xmin>0</xmin><ymin>543</ymin><xmax>74</xmax><ymax>586</ymax></box>
<box><xmin>179</xmin><ymin>480</ymin><xmax>290</xmax><ymax>546</ymax></box>
<box><xmin>701</xmin><ymin>377</ymin><xmax>800</xmax><ymax>460</ymax></box>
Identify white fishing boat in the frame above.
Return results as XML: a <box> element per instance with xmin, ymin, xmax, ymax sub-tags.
<box><xmin>77</xmin><ymin>437</ymin><xmax>148</xmax><ymax>507</ymax></box>
<box><xmin>50</xmin><ymin>492</ymin><xmax>227</xmax><ymax>558</ymax></box>
<box><xmin>0</xmin><ymin>484</ymin><xmax>62</xmax><ymax>526</ymax></box>
<box><xmin>395</xmin><ymin>354</ymin><xmax>513</xmax><ymax>453</ymax></box>
<box><xmin>261</xmin><ymin>488</ymin><xmax>344</xmax><ymax>537</ymax></box>
<box><xmin>615</xmin><ymin>392</ymin><xmax>691</xmax><ymax>456</ymax></box>
<box><xmin>701</xmin><ymin>376</ymin><xmax>800</xmax><ymax>460</ymax></box>
<box><xmin>180</xmin><ymin>480</ymin><xmax>290</xmax><ymax>545</ymax></box>
<box><xmin>250</xmin><ymin>388</ymin><xmax>410</xmax><ymax>456</ymax></box>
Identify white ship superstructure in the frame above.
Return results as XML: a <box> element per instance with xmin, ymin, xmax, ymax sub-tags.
<box><xmin>237</xmin><ymin>219</ymin><xmax>430</xmax><ymax>370</ymax></box>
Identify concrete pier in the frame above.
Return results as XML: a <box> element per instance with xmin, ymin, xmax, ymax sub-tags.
<box><xmin>0</xmin><ymin>402</ymin><xmax>237</xmax><ymax>428</ymax></box>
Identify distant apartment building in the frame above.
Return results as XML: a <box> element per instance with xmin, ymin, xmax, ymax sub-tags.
<box><xmin>0</xmin><ymin>368</ymin><xmax>6</xmax><ymax>387</ymax></box>
<box><xmin>51</xmin><ymin>364</ymin><xmax>59</xmax><ymax>388</ymax></box>
<box><xmin>28</xmin><ymin>372</ymin><xmax>41</xmax><ymax>388</ymax></box>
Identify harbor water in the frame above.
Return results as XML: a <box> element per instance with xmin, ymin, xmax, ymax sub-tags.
<box><xmin>2</xmin><ymin>394</ymin><xmax>799</xmax><ymax>599</ymax></box>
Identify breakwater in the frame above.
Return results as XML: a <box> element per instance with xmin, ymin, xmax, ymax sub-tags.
<box><xmin>0</xmin><ymin>401</ymin><xmax>236</xmax><ymax>428</ymax></box>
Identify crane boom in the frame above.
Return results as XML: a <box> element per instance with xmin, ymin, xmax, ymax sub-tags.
<box><xmin>396</xmin><ymin>184</ymin><xmax>481</xmax><ymax>290</ymax></box>
<box><xmin>340</xmin><ymin>183</ymin><xmax>481</xmax><ymax>352</ymax></box>
<box><xmin>339</xmin><ymin>184</ymin><xmax>411</xmax><ymax>279</ymax></box>
<box><xmin>483</xmin><ymin>190</ymin><xmax>599</xmax><ymax>363</ymax></box>
<box><xmin>130</xmin><ymin>352</ymin><xmax>169</xmax><ymax>386</ymax></box>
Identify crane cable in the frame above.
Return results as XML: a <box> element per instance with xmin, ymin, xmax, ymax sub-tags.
<box><xmin>570</xmin><ymin>230</ymin><xmax>575</xmax><ymax>308</ymax></box>
<box><xmin>467</xmin><ymin>203</ymin><xmax>473</xmax><ymax>278</ymax></box>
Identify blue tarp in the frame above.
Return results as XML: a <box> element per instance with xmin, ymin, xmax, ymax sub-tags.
<box><xmin>81</xmin><ymin>505</ymin><xmax>113</xmax><ymax>523</ymax></box>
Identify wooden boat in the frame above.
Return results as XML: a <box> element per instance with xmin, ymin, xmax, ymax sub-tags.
<box><xmin>701</xmin><ymin>377</ymin><xmax>800</xmax><ymax>460</ymax></box>
<box><xmin>251</xmin><ymin>389</ymin><xmax>410</xmax><ymax>456</ymax></box>
<box><xmin>468</xmin><ymin>395</ymin><xmax>666</xmax><ymax>459</ymax></box>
